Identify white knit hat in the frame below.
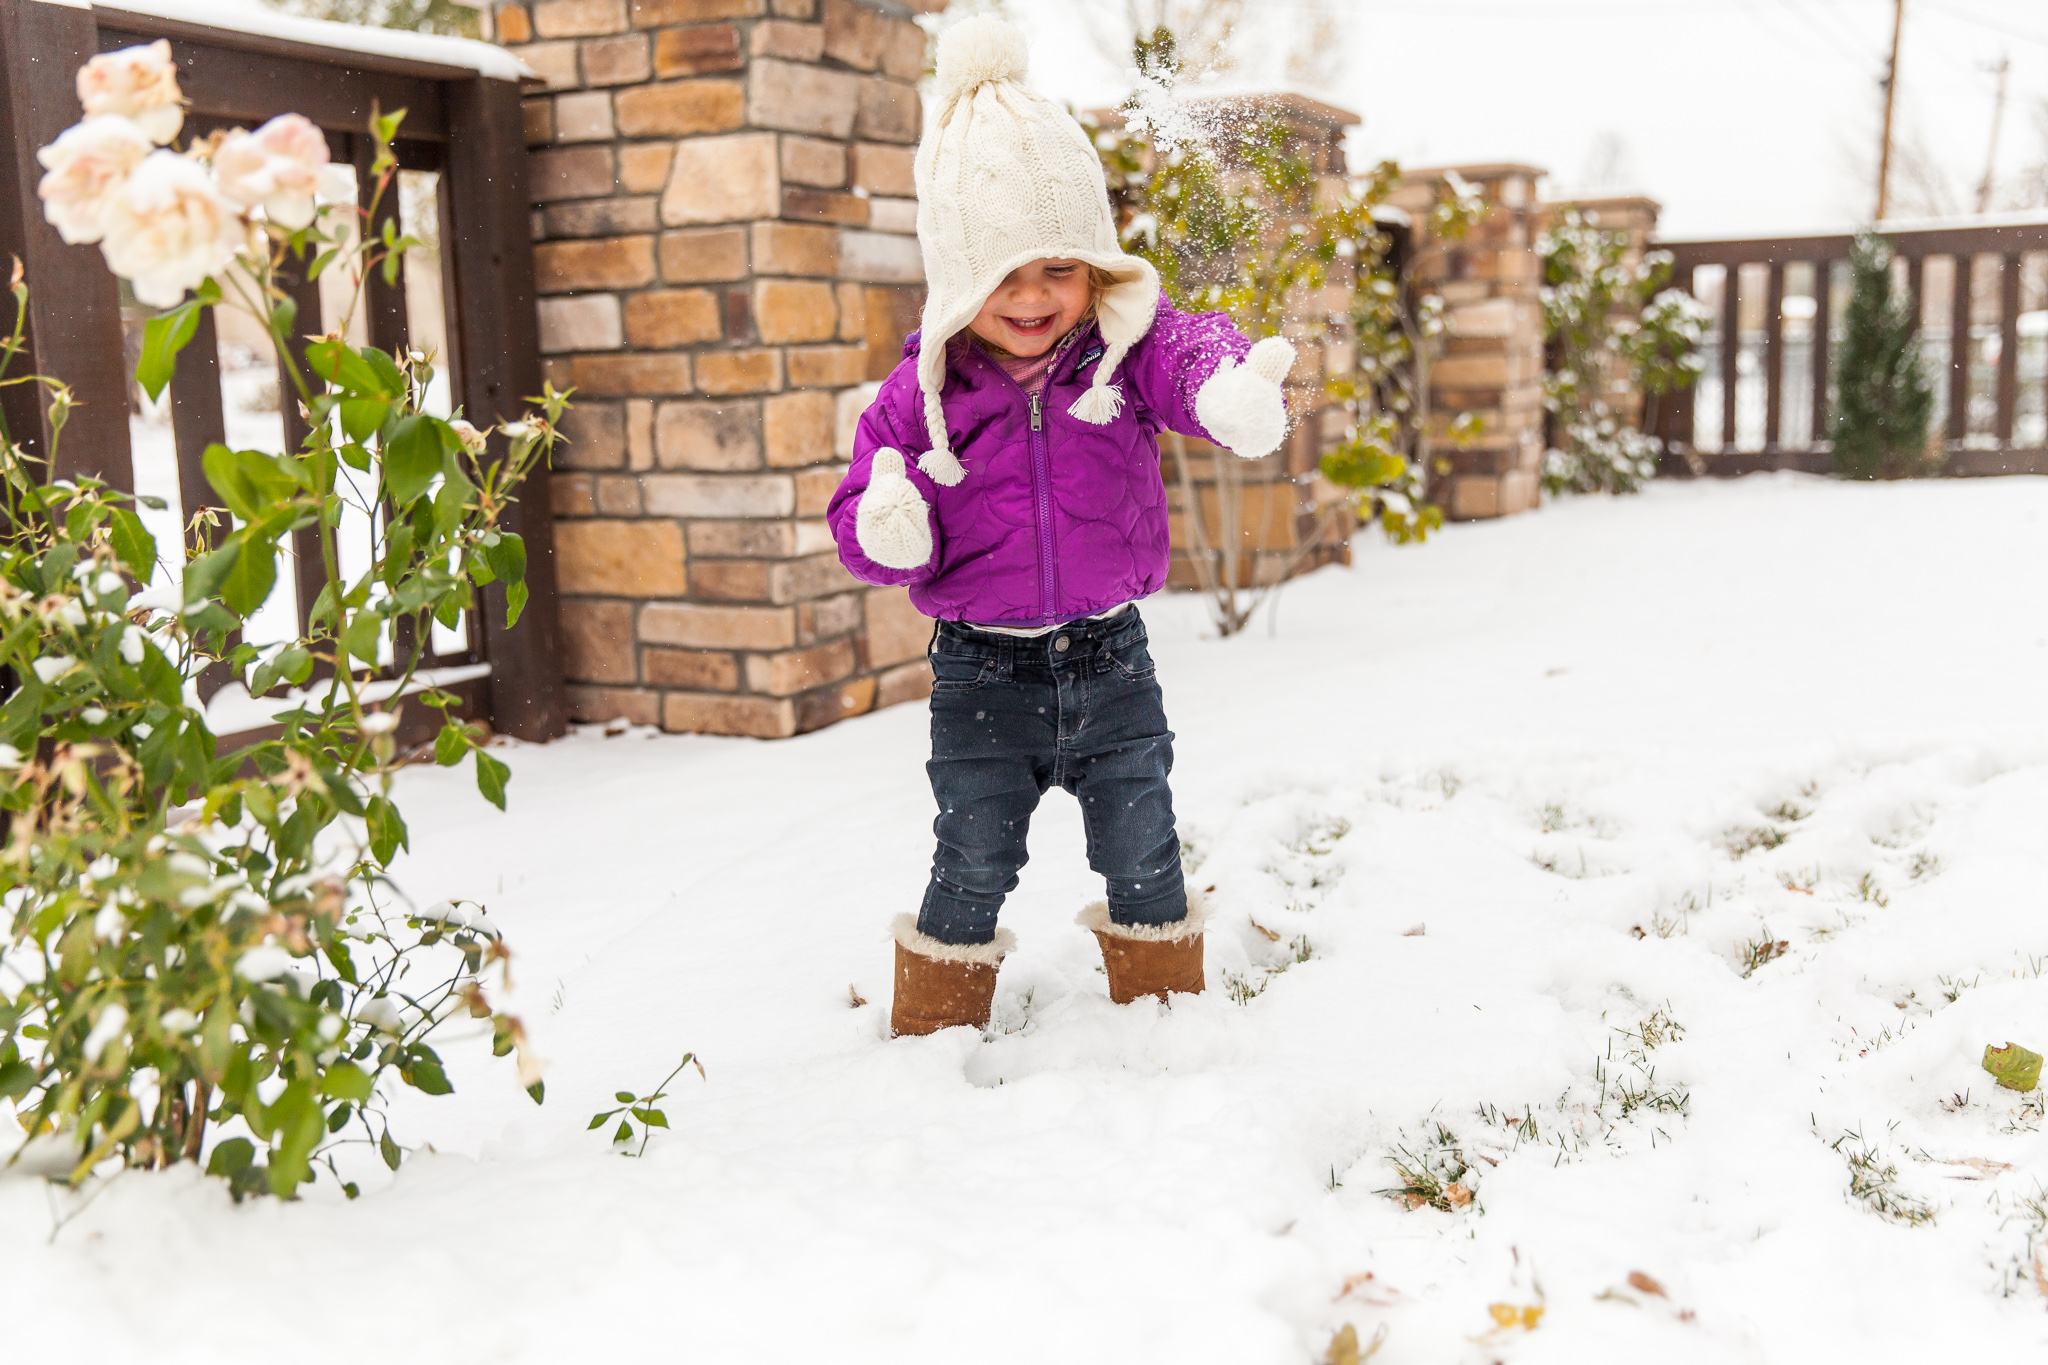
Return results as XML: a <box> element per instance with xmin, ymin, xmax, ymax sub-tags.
<box><xmin>911</xmin><ymin>16</ymin><xmax>1161</xmax><ymax>486</ymax></box>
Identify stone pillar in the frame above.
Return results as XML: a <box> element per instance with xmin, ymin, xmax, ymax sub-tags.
<box><xmin>1393</xmin><ymin>163</ymin><xmax>1547</xmax><ymax>521</ymax></box>
<box><xmin>490</xmin><ymin>0</ymin><xmax>935</xmax><ymax>738</ymax></box>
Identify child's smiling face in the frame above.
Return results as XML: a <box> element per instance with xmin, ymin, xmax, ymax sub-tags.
<box><xmin>967</xmin><ymin>258</ymin><xmax>1091</xmax><ymax>357</ymax></box>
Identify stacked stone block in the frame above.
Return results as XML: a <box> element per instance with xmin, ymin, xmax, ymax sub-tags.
<box><xmin>489</xmin><ymin>0</ymin><xmax>935</xmax><ymax>738</ymax></box>
<box><xmin>1392</xmin><ymin>163</ymin><xmax>1548</xmax><ymax>521</ymax></box>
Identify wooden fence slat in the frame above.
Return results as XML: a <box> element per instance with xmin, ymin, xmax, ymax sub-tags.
<box><xmin>1948</xmin><ymin>254</ymin><xmax>1972</xmax><ymax>446</ymax></box>
<box><xmin>1719</xmin><ymin>264</ymin><xmax>1739</xmax><ymax>453</ymax></box>
<box><xmin>442</xmin><ymin>74</ymin><xmax>564</xmax><ymax>743</ymax></box>
<box><xmin>1811</xmin><ymin>258</ymin><xmax>1832</xmax><ymax>446</ymax></box>
<box><xmin>1997</xmin><ymin>253</ymin><xmax>2020</xmax><ymax>445</ymax></box>
<box><xmin>1763</xmin><ymin>262</ymin><xmax>1785</xmax><ymax>449</ymax></box>
<box><xmin>273</xmin><ymin>255</ymin><xmax>326</xmax><ymax>649</ymax></box>
<box><xmin>0</xmin><ymin>0</ymin><xmax>133</xmax><ymax>487</ymax></box>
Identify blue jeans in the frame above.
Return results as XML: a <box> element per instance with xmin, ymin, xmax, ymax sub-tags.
<box><xmin>917</xmin><ymin>609</ymin><xmax>1188</xmax><ymax>946</ymax></box>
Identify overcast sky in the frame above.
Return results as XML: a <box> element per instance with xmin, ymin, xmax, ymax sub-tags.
<box><xmin>1012</xmin><ymin>0</ymin><xmax>2048</xmax><ymax>239</ymax></box>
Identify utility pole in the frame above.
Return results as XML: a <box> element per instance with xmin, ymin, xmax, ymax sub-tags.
<box><xmin>1876</xmin><ymin>0</ymin><xmax>1905</xmax><ymax>221</ymax></box>
<box><xmin>1976</xmin><ymin>52</ymin><xmax>2010</xmax><ymax>215</ymax></box>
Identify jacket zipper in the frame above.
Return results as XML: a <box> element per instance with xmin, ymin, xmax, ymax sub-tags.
<box><xmin>1028</xmin><ymin>392</ymin><xmax>1056</xmax><ymax>625</ymax></box>
<box><xmin>973</xmin><ymin>327</ymin><xmax>1090</xmax><ymax>627</ymax></box>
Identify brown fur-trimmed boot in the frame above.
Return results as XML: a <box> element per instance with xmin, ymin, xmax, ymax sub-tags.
<box><xmin>1081</xmin><ymin>898</ymin><xmax>1208</xmax><ymax>1004</ymax></box>
<box><xmin>889</xmin><ymin>915</ymin><xmax>1015</xmax><ymax>1037</ymax></box>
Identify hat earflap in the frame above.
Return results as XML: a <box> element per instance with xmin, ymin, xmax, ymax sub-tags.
<box><xmin>915</xmin><ymin>359</ymin><xmax>966</xmax><ymax>486</ymax></box>
<box><xmin>1066</xmin><ymin>257</ymin><xmax>1158</xmax><ymax>425</ymax></box>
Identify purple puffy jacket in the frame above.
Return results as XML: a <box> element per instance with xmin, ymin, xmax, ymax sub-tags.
<box><xmin>828</xmin><ymin>294</ymin><xmax>1255</xmax><ymax>627</ymax></box>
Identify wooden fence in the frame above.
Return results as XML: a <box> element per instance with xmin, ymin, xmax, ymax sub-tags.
<box><xmin>1649</xmin><ymin>219</ymin><xmax>2048</xmax><ymax>477</ymax></box>
<box><xmin>0</xmin><ymin>0</ymin><xmax>565</xmax><ymax>743</ymax></box>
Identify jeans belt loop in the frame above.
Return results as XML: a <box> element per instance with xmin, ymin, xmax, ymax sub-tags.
<box><xmin>996</xmin><ymin>637</ymin><xmax>1015</xmax><ymax>682</ymax></box>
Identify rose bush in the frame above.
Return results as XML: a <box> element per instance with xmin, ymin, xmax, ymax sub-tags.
<box><xmin>3</xmin><ymin>57</ymin><xmax>566</xmax><ymax>1200</ymax></box>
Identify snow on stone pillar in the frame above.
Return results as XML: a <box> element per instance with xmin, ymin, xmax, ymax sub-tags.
<box><xmin>490</xmin><ymin>0</ymin><xmax>937</xmax><ymax>738</ymax></box>
<box><xmin>1394</xmin><ymin>163</ymin><xmax>1548</xmax><ymax>521</ymax></box>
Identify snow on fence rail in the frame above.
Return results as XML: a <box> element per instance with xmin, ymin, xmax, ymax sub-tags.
<box><xmin>0</xmin><ymin>0</ymin><xmax>565</xmax><ymax>746</ymax></box>
<box><xmin>1650</xmin><ymin>218</ymin><xmax>2048</xmax><ymax>477</ymax></box>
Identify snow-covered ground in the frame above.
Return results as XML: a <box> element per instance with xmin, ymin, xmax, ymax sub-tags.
<box><xmin>10</xmin><ymin>474</ymin><xmax>2048</xmax><ymax>1362</ymax></box>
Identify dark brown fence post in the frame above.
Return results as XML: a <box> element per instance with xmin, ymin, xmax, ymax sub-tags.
<box><xmin>442</xmin><ymin>72</ymin><xmax>564</xmax><ymax>743</ymax></box>
<box><xmin>1947</xmin><ymin>254</ymin><xmax>1972</xmax><ymax>453</ymax></box>
<box><xmin>1810</xmin><ymin>258</ymin><xmax>1832</xmax><ymax>447</ymax></box>
<box><xmin>1996</xmin><ymin>253</ymin><xmax>2020</xmax><ymax>449</ymax></box>
<box><xmin>0</xmin><ymin>0</ymin><xmax>132</xmax><ymax>487</ymax></box>
<box><xmin>1763</xmin><ymin>262</ymin><xmax>1785</xmax><ymax>452</ymax></box>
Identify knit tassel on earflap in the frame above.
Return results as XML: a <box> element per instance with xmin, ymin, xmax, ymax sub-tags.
<box><xmin>917</xmin><ymin>385</ymin><xmax>967</xmax><ymax>486</ymax></box>
<box><xmin>1067</xmin><ymin>343</ymin><xmax>1133</xmax><ymax>425</ymax></box>
<box><xmin>1068</xmin><ymin>383</ymin><xmax>1124</xmax><ymax>424</ymax></box>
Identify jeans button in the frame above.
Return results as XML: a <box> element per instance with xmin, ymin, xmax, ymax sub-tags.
<box><xmin>1054</xmin><ymin>636</ymin><xmax>1070</xmax><ymax>652</ymax></box>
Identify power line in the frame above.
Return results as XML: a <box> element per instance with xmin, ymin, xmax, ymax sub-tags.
<box><xmin>1915</xmin><ymin>0</ymin><xmax>2048</xmax><ymax>46</ymax></box>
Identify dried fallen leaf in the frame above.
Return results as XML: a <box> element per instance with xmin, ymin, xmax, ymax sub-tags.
<box><xmin>1486</xmin><ymin>1303</ymin><xmax>1543</xmax><ymax>1331</ymax></box>
<box><xmin>1248</xmin><ymin>918</ymin><xmax>1283</xmax><ymax>942</ymax></box>
<box><xmin>848</xmin><ymin>984</ymin><xmax>867</xmax><ymax>1008</ymax></box>
<box><xmin>1627</xmin><ymin>1271</ymin><xmax>1667</xmax><ymax>1298</ymax></box>
<box><xmin>1444</xmin><ymin>1182</ymin><xmax>1474</xmax><ymax>1208</ymax></box>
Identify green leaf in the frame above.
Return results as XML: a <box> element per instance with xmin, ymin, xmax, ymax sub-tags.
<box><xmin>526</xmin><ymin>1080</ymin><xmax>546</xmax><ymax>1105</ymax></box>
<box><xmin>614</xmin><ymin>1090</ymin><xmax>636</xmax><ymax>1103</ymax></box>
<box><xmin>408</xmin><ymin>1060</ymin><xmax>452</xmax><ymax>1095</ymax></box>
<box><xmin>587</xmin><ymin>1112</ymin><xmax>612</xmax><ymax>1130</ymax></box>
<box><xmin>134</xmin><ymin>286</ymin><xmax>216</xmax><ymax>402</ymax></box>
<box><xmin>365</xmin><ymin>795</ymin><xmax>408</xmax><ymax>865</ymax></box>
<box><xmin>636</xmin><ymin>1108</ymin><xmax>668</xmax><ymax>1129</ymax></box>
<box><xmin>433</xmin><ymin>723</ymin><xmax>468</xmax><ymax>767</ymax></box>
<box><xmin>361</xmin><ymin>346</ymin><xmax>407</xmax><ymax>396</ymax></box>
<box><xmin>341</xmin><ymin>610</ymin><xmax>382</xmax><ymax>666</ymax></box>
<box><xmin>1984</xmin><ymin>1042</ymin><xmax>2043</xmax><ymax>1092</ymax></box>
<box><xmin>276</xmin><ymin>645</ymin><xmax>313</xmax><ymax>685</ymax></box>
<box><xmin>379</xmin><ymin>1129</ymin><xmax>401</xmax><ymax>1170</ymax></box>
<box><xmin>614</xmin><ymin>1119</ymin><xmax>633</xmax><ymax>1144</ymax></box>
<box><xmin>218</xmin><ymin>532</ymin><xmax>278</xmax><ymax>617</ymax></box>
<box><xmin>304</xmin><ymin>338</ymin><xmax>388</xmax><ymax>397</ymax></box>
<box><xmin>183</xmin><ymin>541</ymin><xmax>241</xmax><ymax>607</ymax></box>
<box><xmin>382</xmin><ymin>416</ymin><xmax>444</xmax><ymax>508</ymax></box>
<box><xmin>320</xmin><ymin>1061</ymin><xmax>374</xmax><ymax>1102</ymax></box>
<box><xmin>473</xmin><ymin>749</ymin><xmax>509</xmax><ymax>811</ymax></box>
<box><xmin>483</xmin><ymin>531</ymin><xmax>526</xmax><ymax>586</ymax></box>
<box><xmin>108</xmin><ymin>508</ymin><xmax>157</xmax><ymax>577</ymax></box>
<box><xmin>503</xmin><ymin>580</ymin><xmax>529</xmax><ymax>630</ymax></box>
<box><xmin>338</xmin><ymin>398</ymin><xmax>390</xmax><ymax>442</ymax></box>
<box><xmin>205</xmin><ymin>1136</ymin><xmax>255</xmax><ymax>1177</ymax></box>
<box><xmin>0</xmin><ymin>1058</ymin><xmax>36</xmax><ymax>1102</ymax></box>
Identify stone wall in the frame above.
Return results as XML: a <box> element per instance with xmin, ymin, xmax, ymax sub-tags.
<box><xmin>487</xmin><ymin>0</ymin><xmax>937</xmax><ymax>738</ymax></box>
<box><xmin>1391</xmin><ymin>163</ymin><xmax>1548</xmax><ymax>522</ymax></box>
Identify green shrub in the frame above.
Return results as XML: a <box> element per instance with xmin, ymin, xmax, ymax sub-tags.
<box><xmin>1830</xmin><ymin>232</ymin><xmax>1935</xmax><ymax>479</ymax></box>
<box><xmin>2</xmin><ymin>87</ymin><xmax>562</xmax><ymax>1198</ymax></box>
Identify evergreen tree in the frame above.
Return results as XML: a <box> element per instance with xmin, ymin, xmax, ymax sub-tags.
<box><xmin>1830</xmin><ymin>233</ymin><xmax>1934</xmax><ymax>480</ymax></box>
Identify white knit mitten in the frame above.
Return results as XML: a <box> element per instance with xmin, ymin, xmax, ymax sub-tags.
<box><xmin>1194</xmin><ymin>336</ymin><xmax>1295</xmax><ymax>458</ymax></box>
<box><xmin>855</xmin><ymin>448</ymin><xmax>935</xmax><ymax>571</ymax></box>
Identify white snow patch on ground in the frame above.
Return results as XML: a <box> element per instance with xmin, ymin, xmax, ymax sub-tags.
<box><xmin>8</xmin><ymin>474</ymin><xmax>2048</xmax><ymax>1361</ymax></box>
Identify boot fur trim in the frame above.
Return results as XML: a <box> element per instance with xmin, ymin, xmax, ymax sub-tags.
<box><xmin>1076</xmin><ymin>893</ymin><xmax>1209</xmax><ymax>943</ymax></box>
<box><xmin>891</xmin><ymin>914</ymin><xmax>1016</xmax><ymax>966</ymax></box>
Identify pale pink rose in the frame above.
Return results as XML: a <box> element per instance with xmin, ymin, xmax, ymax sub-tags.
<box><xmin>99</xmin><ymin>150</ymin><xmax>248</xmax><ymax>308</ymax></box>
<box><xmin>213</xmin><ymin>114</ymin><xmax>350</xmax><ymax>231</ymax></box>
<box><xmin>35</xmin><ymin>116</ymin><xmax>152</xmax><ymax>245</ymax></box>
<box><xmin>76</xmin><ymin>41</ymin><xmax>184</xmax><ymax>146</ymax></box>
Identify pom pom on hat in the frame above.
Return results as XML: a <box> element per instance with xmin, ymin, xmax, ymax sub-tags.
<box><xmin>933</xmin><ymin>16</ymin><xmax>1029</xmax><ymax>105</ymax></box>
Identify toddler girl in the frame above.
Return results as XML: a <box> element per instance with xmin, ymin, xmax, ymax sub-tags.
<box><xmin>828</xmin><ymin>17</ymin><xmax>1293</xmax><ymax>1036</ymax></box>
